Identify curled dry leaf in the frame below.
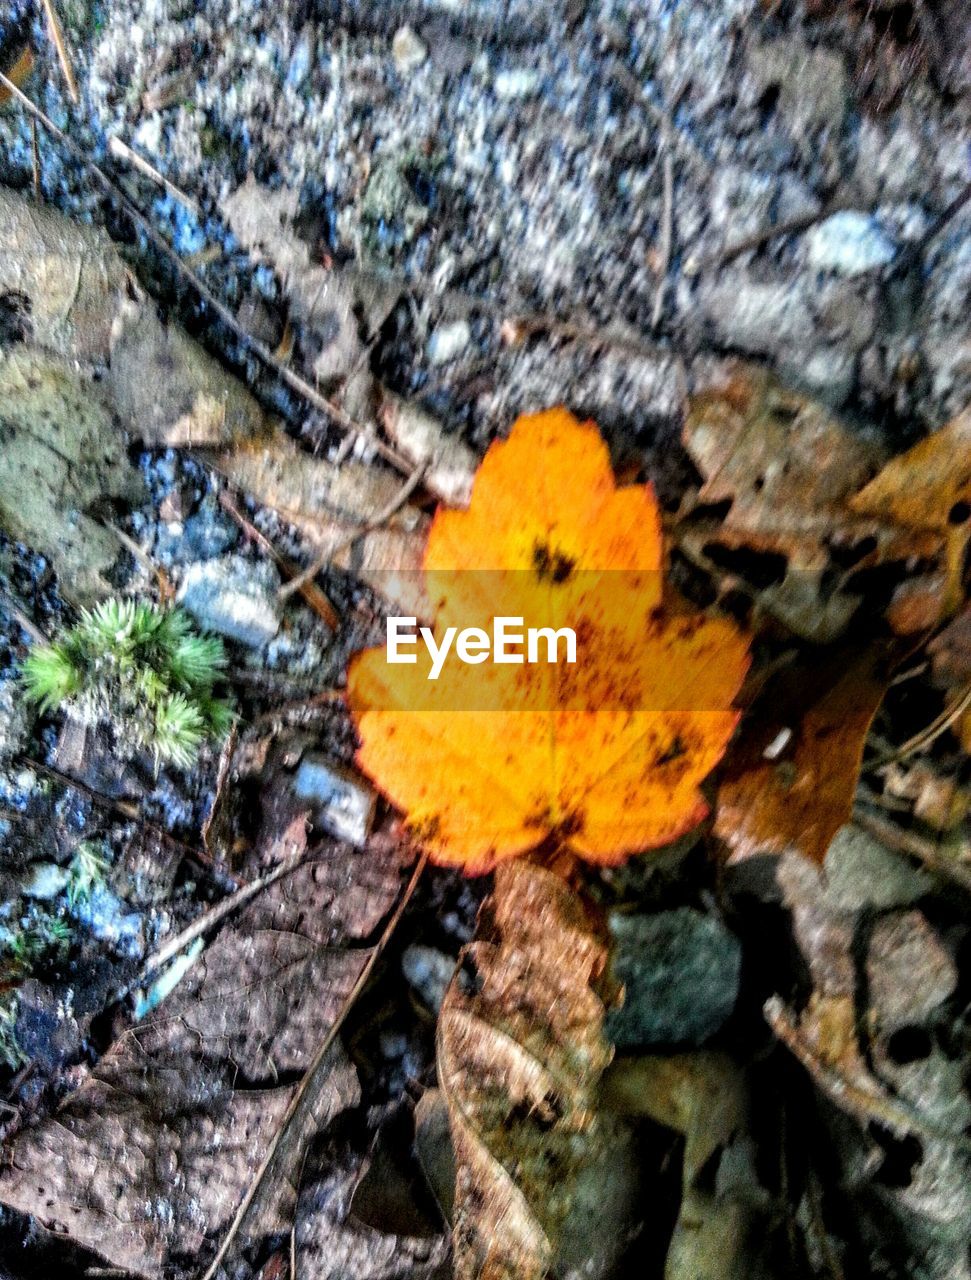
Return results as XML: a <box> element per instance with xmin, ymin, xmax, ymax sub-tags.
<box><xmin>437</xmin><ymin>859</ymin><xmax>616</xmax><ymax>1280</ymax></box>
<box><xmin>349</xmin><ymin>407</ymin><xmax>750</xmax><ymax>870</ymax></box>
<box><xmin>716</xmin><ymin>647</ymin><xmax>890</xmax><ymax>865</ymax></box>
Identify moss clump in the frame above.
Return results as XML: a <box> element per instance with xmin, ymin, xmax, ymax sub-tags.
<box><xmin>21</xmin><ymin>599</ymin><xmax>233</xmax><ymax>769</ymax></box>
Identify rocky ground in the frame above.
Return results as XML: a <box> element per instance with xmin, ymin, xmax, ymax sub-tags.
<box><xmin>0</xmin><ymin>2</ymin><xmax>970</xmax><ymax>1279</ymax></box>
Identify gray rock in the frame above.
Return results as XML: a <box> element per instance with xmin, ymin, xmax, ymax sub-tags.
<box><xmin>427</xmin><ymin>318</ymin><xmax>471</xmax><ymax>366</ymax></box>
<box><xmin>402</xmin><ymin>945</ymin><xmax>456</xmax><ymax>1014</ymax></box>
<box><xmin>493</xmin><ymin>68</ymin><xmax>540</xmax><ymax>99</ymax></box>
<box><xmin>606</xmin><ymin>909</ymin><xmax>742</xmax><ymax>1049</ymax></box>
<box><xmin>779</xmin><ymin>345</ymin><xmax>856</xmax><ymax>407</ymax></box>
<box><xmin>22</xmin><ymin>863</ymin><xmax>70</xmax><ymax>901</ymax></box>
<box><xmin>292</xmin><ymin>754</ymin><xmax>376</xmax><ymax>847</ymax></box>
<box><xmin>824</xmin><ymin>824</ymin><xmax>932</xmax><ymax>911</ymax></box>
<box><xmin>806</xmin><ymin>212</ymin><xmax>896</xmax><ymax>277</ymax></box>
<box><xmin>695</xmin><ymin>272</ymin><xmax>816</xmax><ymax>355</ymax></box>
<box><xmin>178</xmin><ymin>555</ymin><xmax>281</xmax><ymax>648</ymax></box>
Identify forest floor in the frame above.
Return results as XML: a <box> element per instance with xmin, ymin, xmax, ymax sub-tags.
<box><xmin>0</xmin><ymin>2</ymin><xmax>970</xmax><ymax>1279</ymax></box>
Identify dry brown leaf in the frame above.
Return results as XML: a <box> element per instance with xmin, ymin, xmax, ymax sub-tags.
<box><xmin>209</xmin><ymin>431</ymin><xmax>428</xmax><ymax>609</ymax></box>
<box><xmin>0</xmin><ymin>348</ymin><xmax>142</xmax><ymax>603</ymax></box>
<box><xmin>437</xmin><ymin>858</ymin><xmax>616</xmax><ymax>1279</ymax></box>
<box><xmin>716</xmin><ymin>648</ymin><xmax>890</xmax><ymax>865</ymax></box>
<box><xmin>0</xmin><ymin>187</ymin><xmax>129</xmax><ymax>365</ymax></box>
<box><xmin>0</xmin><ymin>835</ymin><xmax>412</xmax><ymax>1278</ymax></box>
<box><xmin>109</xmin><ymin>296</ymin><xmax>269</xmax><ymax>448</ymax></box>
<box><xmin>682</xmin><ymin>363</ymin><xmax>887</xmax><ymax>640</ymax></box>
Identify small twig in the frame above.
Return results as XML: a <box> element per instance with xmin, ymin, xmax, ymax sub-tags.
<box><xmin>39</xmin><ymin>0</ymin><xmax>78</xmax><ymax>102</ymax></box>
<box><xmin>218</xmin><ymin>491</ymin><xmax>340</xmax><ymax>629</ymax></box>
<box><xmin>108</xmin><ymin>135</ymin><xmax>200</xmax><ymax>216</ymax></box>
<box><xmin>651</xmin><ymin>128</ymin><xmax>674</xmax><ymax>330</ymax></box>
<box><xmin>279</xmin><ymin>461</ymin><xmax>428</xmax><ymax>600</ymax></box>
<box><xmin>0</xmin><ymin>71</ymin><xmax>414</xmax><ymax>477</ymax></box>
<box><xmin>136</xmin><ymin>848</ymin><xmax>308</xmax><ymax>986</ymax></box>
<box><xmin>199</xmin><ymin>848</ymin><xmax>429</xmax><ymax>1280</ymax></box>
<box><xmin>687</xmin><ymin>196</ymin><xmax>857</xmax><ymax>275</ymax></box>
<box><xmin>30</xmin><ymin>118</ymin><xmax>41</xmax><ymax>199</ymax></box>
<box><xmin>101</xmin><ymin>518</ymin><xmax>174</xmax><ymax>600</ymax></box>
<box><xmin>852</xmin><ymin>806</ymin><xmax>971</xmax><ymax>893</ymax></box>
<box><xmin>868</xmin><ymin>678</ymin><xmax>971</xmax><ymax>768</ymax></box>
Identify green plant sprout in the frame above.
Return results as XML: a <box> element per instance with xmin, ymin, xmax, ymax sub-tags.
<box><xmin>67</xmin><ymin>840</ymin><xmax>111</xmax><ymax>907</ymax></box>
<box><xmin>21</xmin><ymin>599</ymin><xmax>233</xmax><ymax>769</ymax></box>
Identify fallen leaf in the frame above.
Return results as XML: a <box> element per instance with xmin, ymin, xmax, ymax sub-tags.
<box><xmin>603</xmin><ymin>1053</ymin><xmax>761</xmax><ymax>1280</ymax></box>
<box><xmin>349</xmin><ymin>407</ymin><xmax>750</xmax><ymax>869</ymax></box>
<box><xmin>716</xmin><ymin>647</ymin><xmax>890</xmax><ymax>865</ymax></box>
<box><xmin>109</xmin><ymin>296</ymin><xmax>269</xmax><ymax>448</ymax></box>
<box><xmin>849</xmin><ymin>403</ymin><xmax>971</xmax><ymax>616</ymax></box>
<box><xmin>437</xmin><ymin>859</ymin><xmax>618</xmax><ymax>1280</ymax></box>
<box><xmin>0</xmin><ymin>187</ymin><xmax>129</xmax><ymax>365</ymax></box>
<box><xmin>0</xmin><ymin>832</ymin><xmax>413</xmax><ymax>1278</ymax></box>
<box><xmin>682</xmin><ymin>363</ymin><xmax>887</xmax><ymax>641</ymax></box>
<box><xmin>0</xmin><ymin>348</ymin><xmax>142</xmax><ymax>603</ymax></box>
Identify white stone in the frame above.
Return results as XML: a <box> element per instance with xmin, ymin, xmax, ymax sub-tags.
<box><xmin>807</xmin><ymin>212</ymin><xmax>896</xmax><ymax>277</ymax></box>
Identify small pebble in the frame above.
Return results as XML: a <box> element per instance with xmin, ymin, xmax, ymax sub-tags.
<box><xmin>427</xmin><ymin>318</ymin><xmax>471</xmax><ymax>366</ymax></box>
<box><xmin>178</xmin><ymin>555</ymin><xmax>281</xmax><ymax>648</ymax></box>
<box><xmin>402</xmin><ymin>944</ymin><xmax>456</xmax><ymax>1014</ymax></box>
<box><xmin>392</xmin><ymin>25</ymin><xmax>428</xmax><ymax>73</ymax></box>
<box><xmin>493</xmin><ymin>68</ymin><xmax>540</xmax><ymax>99</ymax></box>
<box><xmin>806</xmin><ymin>212</ymin><xmax>896</xmax><ymax>277</ymax></box>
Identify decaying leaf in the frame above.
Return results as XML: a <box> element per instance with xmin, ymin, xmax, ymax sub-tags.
<box><xmin>437</xmin><ymin>859</ymin><xmax>617</xmax><ymax>1280</ymax></box>
<box><xmin>682</xmin><ymin>363</ymin><xmax>887</xmax><ymax>640</ymax></box>
<box><xmin>209</xmin><ymin>430</ymin><xmax>429</xmax><ymax>610</ymax></box>
<box><xmin>0</xmin><ymin>834</ymin><xmax>413</xmax><ymax>1278</ymax></box>
<box><xmin>603</xmin><ymin>1053</ymin><xmax>760</xmax><ymax>1280</ymax></box>
<box><xmin>109</xmin><ymin>296</ymin><xmax>269</xmax><ymax>448</ymax></box>
<box><xmin>849</xmin><ymin>403</ymin><xmax>971</xmax><ymax>617</ymax></box>
<box><xmin>0</xmin><ymin>348</ymin><xmax>142</xmax><ymax>603</ymax></box>
<box><xmin>0</xmin><ymin>187</ymin><xmax>129</xmax><ymax>365</ymax></box>
<box><xmin>221</xmin><ymin>174</ymin><xmax>386</xmax><ymax>385</ymax></box>
<box><xmin>716</xmin><ymin>647</ymin><xmax>890</xmax><ymax>865</ymax></box>
<box><xmin>350</xmin><ymin>407</ymin><xmax>750</xmax><ymax>869</ymax></box>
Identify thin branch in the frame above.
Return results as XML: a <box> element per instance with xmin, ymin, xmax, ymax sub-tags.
<box><xmin>108</xmin><ymin>135</ymin><xmax>200</xmax><ymax>216</ymax></box>
<box><xmin>651</xmin><ymin>131</ymin><xmax>674</xmax><ymax>330</ymax></box>
<box><xmin>136</xmin><ymin>849</ymin><xmax>308</xmax><ymax>986</ymax></box>
<box><xmin>868</xmin><ymin>678</ymin><xmax>971</xmax><ymax>768</ymax></box>
<box><xmin>852</xmin><ymin>805</ymin><xmax>971</xmax><ymax>893</ymax></box>
<box><xmin>39</xmin><ymin>0</ymin><xmax>78</xmax><ymax>102</ymax></box>
<box><xmin>0</xmin><ymin>71</ymin><xmax>415</xmax><ymax>476</ymax></box>
<box><xmin>278</xmin><ymin>461</ymin><xmax>428</xmax><ymax>600</ymax></box>
<box><xmin>199</xmin><ymin>848</ymin><xmax>429</xmax><ymax>1280</ymax></box>
<box><xmin>218</xmin><ymin>491</ymin><xmax>341</xmax><ymax>629</ymax></box>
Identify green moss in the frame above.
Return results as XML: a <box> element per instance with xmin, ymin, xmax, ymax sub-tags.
<box><xmin>21</xmin><ymin>599</ymin><xmax>234</xmax><ymax>770</ymax></box>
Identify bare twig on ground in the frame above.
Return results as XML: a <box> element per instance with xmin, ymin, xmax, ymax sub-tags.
<box><xmin>0</xmin><ymin>72</ymin><xmax>415</xmax><ymax>477</ymax></box>
<box><xmin>136</xmin><ymin>848</ymin><xmax>308</xmax><ymax>986</ymax></box>
<box><xmin>218</xmin><ymin>491</ymin><xmax>341</xmax><ymax>629</ymax></box>
<box><xmin>651</xmin><ymin>126</ymin><xmax>675</xmax><ymax>330</ymax></box>
<box><xmin>852</xmin><ymin>805</ymin><xmax>971</xmax><ymax>893</ymax></box>
<box><xmin>108</xmin><ymin>135</ymin><xmax>200</xmax><ymax>216</ymax></box>
<box><xmin>39</xmin><ymin>0</ymin><xmax>78</xmax><ymax>102</ymax></box>
<box><xmin>686</xmin><ymin>196</ymin><xmax>858</xmax><ymax>275</ymax></box>
<box><xmin>199</xmin><ymin>848</ymin><xmax>429</xmax><ymax>1280</ymax></box>
<box><xmin>278</xmin><ymin>461</ymin><xmax>428</xmax><ymax>601</ymax></box>
<box><xmin>868</xmin><ymin>678</ymin><xmax>971</xmax><ymax>768</ymax></box>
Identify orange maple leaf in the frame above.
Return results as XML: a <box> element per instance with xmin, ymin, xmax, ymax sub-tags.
<box><xmin>348</xmin><ymin>408</ymin><xmax>750</xmax><ymax>871</ymax></box>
